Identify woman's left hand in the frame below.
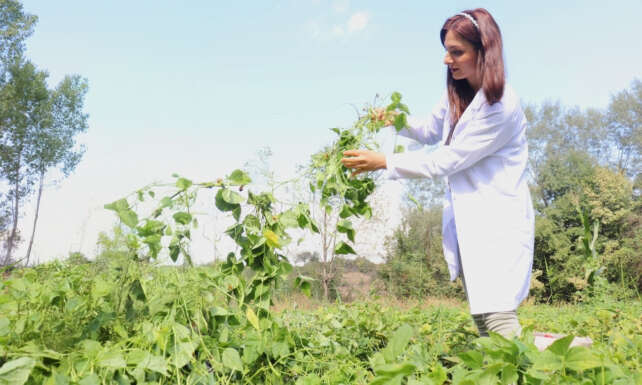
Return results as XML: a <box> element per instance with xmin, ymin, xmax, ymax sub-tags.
<box><xmin>341</xmin><ymin>150</ymin><xmax>387</xmax><ymax>177</ymax></box>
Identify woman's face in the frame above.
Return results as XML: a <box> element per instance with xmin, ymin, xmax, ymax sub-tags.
<box><xmin>443</xmin><ymin>30</ymin><xmax>480</xmax><ymax>85</ymax></box>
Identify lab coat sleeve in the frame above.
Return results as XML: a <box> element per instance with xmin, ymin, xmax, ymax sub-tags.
<box><xmin>395</xmin><ymin>91</ymin><xmax>448</xmax><ymax>146</ymax></box>
<box><xmin>385</xmin><ymin>101</ymin><xmax>517</xmax><ymax>179</ymax></box>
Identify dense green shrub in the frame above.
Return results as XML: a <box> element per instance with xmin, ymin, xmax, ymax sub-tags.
<box><xmin>380</xmin><ymin>206</ymin><xmax>463</xmax><ymax>300</ymax></box>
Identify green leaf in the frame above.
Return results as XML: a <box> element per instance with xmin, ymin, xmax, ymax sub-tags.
<box><xmin>176</xmin><ymin>177</ymin><xmax>193</xmax><ymax>190</ymax></box>
<box><xmin>225</xmin><ymin>224</ymin><xmax>244</xmax><ymax>242</ymax></box>
<box><xmin>242</xmin><ymin>333</ymin><xmax>263</xmax><ymax>365</ymax></box>
<box><xmin>336</xmin><ymin>219</ymin><xmax>353</xmax><ymax>232</ymax></box>
<box><xmin>337</xmin><ymin>220</ymin><xmax>355</xmax><ymax>242</ymax></box>
<box><xmin>407</xmin><ymin>193</ymin><xmax>423</xmax><ymax>211</ymax></box>
<box><xmin>501</xmin><ymin>364</ymin><xmax>518</xmax><ymax>385</ymax></box>
<box><xmin>457</xmin><ymin>350</ymin><xmax>484</xmax><ymax>369</ymax></box>
<box><xmin>169</xmin><ymin>242</ymin><xmax>180</xmax><ymax>262</ymax></box>
<box><xmin>271</xmin><ymin>341</ymin><xmax>289</xmax><ymax>358</ymax></box>
<box><xmin>129</xmin><ymin>279</ymin><xmax>147</xmax><ymax>301</ymax></box>
<box><xmin>222</xmin><ymin>348</ymin><xmax>244</xmax><ymax>372</ymax></box>
<box><xmin>279</xmin><ymin>209</ymin><xmax>299</xmax><ymax>228</ymax></box>
<box><xmin>143</xmin><ymin>234</ymin><xmax>162</xmax><ymax>259</ymax></box>
<box><xmin>223</xmin><ymin>275</ymin><xmax>240</xmax><ymax>291</ymax></box>
<box><xmin>547</xmin><ymin>334</ymin><xmax>574</xmax><ymax>356</ymax></box>
<box><xmin>530</xmin><ymin>350</ymin><xmax>564</xmax><ymax>372</ymax></box>
<box><xmin>173</xmin><ymin>212</ymin><xmax>192</xmax><ymax>225</ymax></box>
<box><xmin>383</xmin><ymin>324</ymin><xmax>414</xmax><ymax>362</ymax></box>
<box><xmin>264</xmin><ymin>229</ymin><xmax>281</xmax><ymax>248</ymax></box>
<box><xmin>137</xmin><ymin>219</ymin><xmax>165</xmax><ymax>236</ymax></box>
<box><xmin>44</xmin><ymin>371</ymin><xmax>70</xmax><ymax>385</ymax></box>
<box><xmin>90</xmin><ymin>279</ymin><xmax>111</xmax><ymax>299</ymax></box>
<box><xmin>243</xmin><ymin>215</ymin><xmax>261</xmax><ymax>234</ymax></box>
<box><xmin>96</xmin><ymin>350</ymin><xmax>126</xmax><ymax>369</ymax></box>
<box><xmin>0</xmin><ymin>318</ymin><xmax>9</xmax><ymax>337</ymax></box>
<box><xmin>232</xmin><ymin>206</ymin><xmax>241</xmax><ymax>221</ymax></box>
<box><xmin>136</xmin><ymin>353</ymin><xmax>168</xmax><ymax>375</ymax></box>
<box><xmin>227</xmin><ymin>169</ymin><xmax>252</xmax><ymax>186</ymax></box>
<box><xmin>0</xmin><ymin>357</ymin><xmax>36</xmax><ymax>385</ymax></box>
<box><xmin>373</xmin><ymin>362</ymin><xmax>416</xmax><ymax>377</ymax></box>
<box><xmin>427</xmin><ymin>364</ymin><xmax>448</xmax><ymax>385</ymax></box>
<box><xmin>300</xmin><ymin>281</ymin><xmax>311</xmax><ymax>297</ymax></box>
<box><xmin>104</xmin><ymin>198</ymin><xmax>139</xmax><ymax>228</ymax></box>
<box><xmin>78</xmin><ymin>374</ymin><xmax>100</xmax><ymax>385</ymax></box>
<box><xmin>210</xmin><ymin>306</ymin><xmax>232</xmax><ymax>317</ymax></box>
<box><xmin>391</xmin><ymin>91</ymin><xmax>402</xmax><ymax>104</ymax></box>
<box><xmin>565</xmin><ymin>347</ymin><xmax>601</xmax><ymax>372</ymax></box>
<box><xmin>104</xmin><ymin>198</ymin><xmax>128</xmax><ymax>213</ymax></box>
<box><xmin>339</xmin><ymin>205</ymin><xmax>353</xmax><ymax>218</ymax></box>
<box><xmin>295</xmin><ymin>276</ymin><xmax>313</xmax><ymax>297</ymax></box>
<box><xmin>160</xmin><ymin>196</ymin><xmax>173</xmax><ymax>208</ymax></box>
<box><xmin>215</xmin><ymin>189</ymin><xmax>240</xmax><ymax>212</ymax></box>
<box><xmin>394</xmin><ymin>113</ymin><xmax>407</xmax><ymax>132</ymax></box>
<box><xmin>171</xmin><ymin>342</ymin><xmax>198</xmax><ymax>368</ymax></box>
<box><xmin>334</xmin><ymin>241</ymin><xmax>356</xmax><ymax>255</ymax></box>
<box><xmin>246</xmin><ymin>307</ymin><xmax>260</xmax><ymax>331</ymax></box>
<box><xmin>222</xmin><ymin>188</ymin><xmax>244</xmax><ymax>204</ymax></box>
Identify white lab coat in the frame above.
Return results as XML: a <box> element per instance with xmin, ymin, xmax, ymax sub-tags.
<box><xmin>384</xmin><ymin>85</ymin><xmax>534</xmax><ymax>314</ymax></box>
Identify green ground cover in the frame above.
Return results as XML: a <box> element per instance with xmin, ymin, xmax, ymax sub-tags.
<box><xmin>0</xmin><ymin>262</ymin><xmax>640</xmax><ymax>384</ymax></box>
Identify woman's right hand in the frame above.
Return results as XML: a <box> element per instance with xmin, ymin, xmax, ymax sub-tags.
<box><xmin>370</xmin><ymin>108</ymin><xmax>397</xmax><ymax>126</ymax></box>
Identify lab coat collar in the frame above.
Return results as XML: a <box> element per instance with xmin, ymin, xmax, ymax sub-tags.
<box><xmin>454</xmin><ymin>88</ymin><xmax>486</xmax><ymax>128</ymax></box>
<box><xmin>469</xmin><ymin>88</ymin><xmax>486</xmax><ymax>111</ymax></box>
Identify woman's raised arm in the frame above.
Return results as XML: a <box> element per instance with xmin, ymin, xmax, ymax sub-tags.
<box><xmin>395</xmin><ymin>91</ymin><xmax>448</xmax><ymax>146</ymax></box>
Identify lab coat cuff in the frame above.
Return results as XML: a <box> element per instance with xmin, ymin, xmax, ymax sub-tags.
<box><xmin>383</xmin><ymin>152</ymin><xmax>402</xmax><ymax>180</ymax></box>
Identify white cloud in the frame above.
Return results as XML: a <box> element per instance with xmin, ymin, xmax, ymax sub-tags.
<box><xmin>347</xmin><ymin>11</ymin><xmax>369</xmax><ymax>33</ymax></box>
<box><xmin>305</xmin><ymin>9</ymin><xmax>370</xmax><ymax>41</ymax></box>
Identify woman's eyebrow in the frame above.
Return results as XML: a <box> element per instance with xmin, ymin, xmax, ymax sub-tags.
<box><xmin>445</xmin><ymin>44</ymin><xmax>463</xmax><ymax>50</ymax></box>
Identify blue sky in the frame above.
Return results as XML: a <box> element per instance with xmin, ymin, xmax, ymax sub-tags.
<box><xmin>15</xmin><ymin>0</ymin><xmax>642</xmax><ymax>263</ymax></box>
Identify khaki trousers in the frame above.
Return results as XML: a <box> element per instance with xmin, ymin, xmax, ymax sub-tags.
<box><xmin>458</xmin><ymin>247</ymin><xmax>522</xmax><ymax>338</ymax></box>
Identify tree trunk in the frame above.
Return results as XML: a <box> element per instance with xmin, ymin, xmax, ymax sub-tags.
<box><xmin>321</xmin><ymin>265</ymin><xmax>329</xmax><ymax>300</ymax></box>
<box><xmin>3</xmin><ymin>176</ymin><xmax>21</xmax><ymax>266</ymax></box>
<box><xmin>321</xmin><ymin>210</ymin><xmax>329</xmax><ymax>300</ymax></box>
<box><xmin>25</xmin><ymin>169</ymin><xmax>44</xmax><ymax>266</ymax></box>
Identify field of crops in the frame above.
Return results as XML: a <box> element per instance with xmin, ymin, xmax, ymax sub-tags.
<box><xmin>1</xmin><ymin>96</ymin><xmax>641</xmax><ymax>384</ymax></box>
<box><xmin>0</xmin><ymin>260</ymin><xmax>640</xmax><ymax>385</ymax></box>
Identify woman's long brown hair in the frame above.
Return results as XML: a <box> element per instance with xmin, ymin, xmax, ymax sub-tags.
<box><xmin>440</xmin><ymin>8</ymin><xmax>505</xmax><ymax>127</ymax></box>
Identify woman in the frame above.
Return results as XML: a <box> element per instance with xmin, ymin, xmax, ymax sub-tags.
<box><xmin>341</xmin><ymin>8</ymin><xmax>534</xmax><ymax>338</ymax></box>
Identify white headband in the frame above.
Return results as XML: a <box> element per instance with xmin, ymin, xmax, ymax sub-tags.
<box><xmin>457</xmin><ymin>12</ymin><xmax>479</xmax><ymax>30</ymax></box>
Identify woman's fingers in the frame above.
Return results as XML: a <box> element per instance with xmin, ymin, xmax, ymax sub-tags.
<box><xmin>341</xmin><ymin>157</ymin><xmax>362</xmax><ymax>168</ymax></box>
<box><xmin>342</xmin><ymin>149</ymin><xmax>363</xmax><ymax>157</ymax></box>
<box><xmin>341</xmin><ymin>149</ymin><xmax>385</xmax><ymax>177</ymax></box>
<box><xmin>341</xmin><ymin>151</ymin><xmax>364</xmax><ymax>172</ymax></box>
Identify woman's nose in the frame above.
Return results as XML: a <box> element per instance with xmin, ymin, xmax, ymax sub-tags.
<box><xmin>444</xmin><ymin>53</ymin><xmax>452</xmax><ymax>65</ymax></box>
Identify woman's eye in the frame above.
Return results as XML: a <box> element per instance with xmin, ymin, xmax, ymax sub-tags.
<box><xmin>451</xmin><ymin>51</ymin><xmax>462</xmax><ymax>56</ymax></box>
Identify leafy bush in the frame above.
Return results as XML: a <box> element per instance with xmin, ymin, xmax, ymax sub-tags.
<box><xmin>380</xmin><ymin>206</ymin><xmax>463</xmax><ymax>300</ymax></box>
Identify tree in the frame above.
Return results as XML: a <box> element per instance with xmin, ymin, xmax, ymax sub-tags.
<box><xmin>24</xmin><ymin>74</ymin><xmax>89</xmax><ymax>263</ymax></box>
<box><xmin>0</xmin><ymin>0</ymin><xmax>36</xmax><ymax>258</ymax></box>
<box><xmin>380</xmin><ymin>205</ymin><xmax>459</xmax><ymax>299</ymax></box>
<box><xmin>606</xmin><ymin>79</ymin><xmax>641</xmax><ymax>177</ymax></box>
<box><xmin>0</xmin><ymin>59</ymin><xmax>88</xmax><ymax>265</ymax></box>
<box><xmin>0</xmin><ymin>0</ymin><xmax>36</xmax><ymax>79</ymax></box>
<box><xmin>0</xmin><ymin>59</ymin><xmax>48</xmax><ymax>265</ymax></box>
